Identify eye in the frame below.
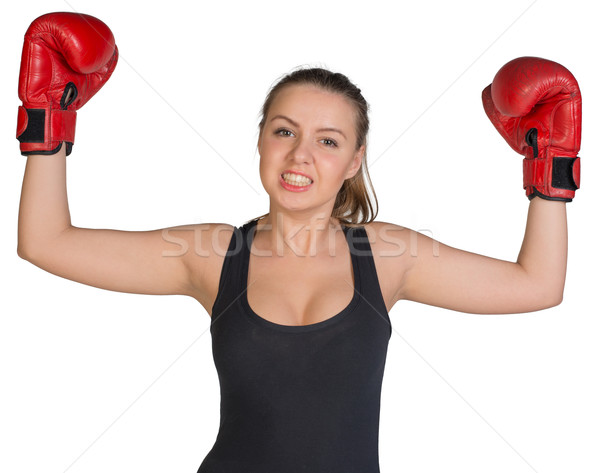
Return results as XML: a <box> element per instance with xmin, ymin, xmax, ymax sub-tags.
<box><xmin>274</xmin><ymin>128</ymin><xmax>337</xmax><ymax>148</ymax></box>
<box><xmin>275</xmin><ymin>128</ymin><xmax>294</xmax><ymax>137</ymax></box>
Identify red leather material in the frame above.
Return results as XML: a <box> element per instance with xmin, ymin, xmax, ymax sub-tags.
<box><xmin>573</xmin><ymin>157</ymin><xmax>581</xmax><ymax>189</ymax></box>
<box><xmin>16</xmin><ymin>12</ymin><xmax>118</xmax><ymax>155</ymax></box>
<box><xmin>482</xmin><ymin>57</ymin><xmax>582</xmax><ymax>201</ymax></box>
<box><xmin>522</xmin><ymin>154</ymin><xmax>576</xmax><ymax>200</ymax></box>
<box><xmin>52</xmin><ymin>109</ymin><xmax>77</xmax><ymax>143</ymax></box>
<box><xmin>16</xmin><ymin>106</ymin><xmax>28</xmax><ymax>138</ymax></box>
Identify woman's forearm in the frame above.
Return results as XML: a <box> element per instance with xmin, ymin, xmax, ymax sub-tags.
<box><xmin>516</xmin><ymin>197</ymin><xmax>568</xmax><ymax>304</ymax></box>
<box><xmin>17</xmin><ymin>143</ymin><xmax>72</xmax><ymax>259</ymax></box>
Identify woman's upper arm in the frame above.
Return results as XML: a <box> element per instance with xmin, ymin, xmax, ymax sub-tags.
<box><xmin>20</xmin><ymin>222</ymin><xmax>235</xmax><ymax>304</ymax></box>
<box><xmin>397</xmin><ymin>229</ymin><xmax>560</xmax><ymax>314</ymax></box>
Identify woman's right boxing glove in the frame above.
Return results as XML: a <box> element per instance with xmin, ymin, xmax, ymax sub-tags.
<box><xmin>482</xmin><ymin>56</ymin><xmax>582</xmax><ymax>202</ymax></box>
<box><xmin>16</xmin><ymin>12</ymin><xmax>118</xmax><ymax>156</ymax></box>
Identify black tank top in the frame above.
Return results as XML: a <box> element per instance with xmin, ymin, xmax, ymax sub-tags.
<box><xmin>198</xmin><ymin>219</ymin><xmax>392</xmax><ymax>473</ymax></box>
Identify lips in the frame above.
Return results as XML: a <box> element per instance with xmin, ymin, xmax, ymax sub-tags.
<box><xmin>279</xmin><ymin>173</ymin><xmax>313</xmax><ymax>192</ymax></box>
<box><xmin>281</xmin><ymin>169</ymin><xmax>313</xmax><ymax>182</ymax></box>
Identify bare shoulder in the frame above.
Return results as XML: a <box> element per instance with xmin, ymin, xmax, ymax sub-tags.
<box><xmin>361</xmin><ymin>220</ymin><xmax>415</xmax><ymax>310</ymax></box>
<box><xmin>172</xmin><ymin>222</ymin><xmax>236</xmax><ymax>315</ymax></box>
<box><xmin>364</xmin><ymin>221</ymin><xmax>413</xmax><ymax>259</ymax></box>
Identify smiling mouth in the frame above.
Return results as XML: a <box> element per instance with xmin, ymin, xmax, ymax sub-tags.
<box><xmin>281</xmin><ymin>172</ymin><xmax>313</xmax><ymax>186</ymax></box>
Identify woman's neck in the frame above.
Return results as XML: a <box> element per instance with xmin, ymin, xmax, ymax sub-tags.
<box><xmin>255</xmin><ymin>211</ymin><xmax>344</xmax><ymax>257</ymax></box>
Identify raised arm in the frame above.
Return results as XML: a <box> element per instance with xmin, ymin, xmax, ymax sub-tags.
<box><xmin>15</xmin><ymin>13</ymin><xmax>230</xmax><ymax>314</ymax></box>
<box><xmin>391</xmin><ymin>57</ymin><xmax>580</xmax><ymax>314</ymax></box>
<box><xmin>395</xmin><ymin>198</ymin><xmax>566</xmax><ymax>314</ymax></box>
<box><xmin>17</xmin><ymin>145</ymin><xmax>232</xmax><ymax>307</ymax></box>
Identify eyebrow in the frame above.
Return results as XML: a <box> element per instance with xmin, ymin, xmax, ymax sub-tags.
<box><xmin>269</xmin><ymin>114</ymin><xmax>347</xmax><ymax>140</ymax></box>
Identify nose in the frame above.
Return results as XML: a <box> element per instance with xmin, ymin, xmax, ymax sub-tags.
<box><xmin>289</xmin><ymin>136</ymin><xmax>313</xmax><ymax>164</ymax></box>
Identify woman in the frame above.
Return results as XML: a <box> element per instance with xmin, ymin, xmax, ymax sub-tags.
<box><xmin>16</xmin><ymin>12</ymin><xmax>580</xmax><ymax>473</ymax></box>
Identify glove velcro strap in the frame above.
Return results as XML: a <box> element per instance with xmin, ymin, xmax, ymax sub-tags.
<box><xmin>17</xmin><ymin>106</ymin><xmax>76</xmax><ymax>155</ymax></box>
<box><xmin>523</xmin><ymin>154</ymin><xmax>580</xmax><ymax>201</ymax></box>
<box><xmin>552</xmin><ymin>156</ymin><xmax>580</xmax><ymax>190</ymax></box>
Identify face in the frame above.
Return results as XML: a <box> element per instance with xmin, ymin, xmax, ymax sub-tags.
<box><xmin>257</xmin><ymin>84</ymin><xmax>365</xmax><ymax>218</ymax></box>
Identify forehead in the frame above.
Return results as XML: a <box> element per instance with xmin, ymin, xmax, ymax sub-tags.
<box><xmin>268</xmin><ymin>84</ymin><xmax>356</xmax><ymax>127</ymax></box>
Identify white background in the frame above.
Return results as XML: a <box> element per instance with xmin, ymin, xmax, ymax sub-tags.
<box><xmin>1</xmin><ymin>1</ymin><xmax>598</xmax><ymax>472</ymax></box>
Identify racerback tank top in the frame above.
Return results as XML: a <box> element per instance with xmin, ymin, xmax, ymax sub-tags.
<box><xmin>197</xmin><ymin>218</ymin><xmax>392</xmax><ymax>473</ymax></box>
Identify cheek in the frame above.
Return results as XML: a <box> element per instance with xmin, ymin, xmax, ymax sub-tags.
<box><xmin>258</xmin><ymin>158</ymin><xmax>269</xmax><ymax>185</ymax></box>
<box><xmin>260</xmin><ymin>135</ymin><xmax>287</xmax><ymax>154</ymax></box>
<box><xmin>258</xmin><ymin>141</ymin><xmax>273</xmax><ymax>171</ymax></box>
<box><xmin>258</xmin><ymin>139</ymin><xmax>284</xmax><ymax>168</ymax></box>
<box><xmin>321</xmin><ymin>156</ymin><xmax>352</xmax><ymax>183</ymax></box>
<box><xmin>258</xmin><ymin>153</ymin><xmax>280</xmax><ymax>190</ymax></box>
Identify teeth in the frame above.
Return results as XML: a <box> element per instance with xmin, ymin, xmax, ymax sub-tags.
<box><xmin>282</xmin><ymin>173</ymin><xmax>312</xmax><ymax>186</ymax></box>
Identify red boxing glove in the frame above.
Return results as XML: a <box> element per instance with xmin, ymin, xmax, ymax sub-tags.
<box><xmin>482</xmin><ymin>57</ymin><xmax>581</xmax><ymax>201</ymax></box>
<box><xmin>16</xmin><ymin>12</ymin><xmax>118</xmax><ymax>156</ymax></box>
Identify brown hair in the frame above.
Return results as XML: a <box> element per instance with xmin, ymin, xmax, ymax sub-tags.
<box><xmin>249</xmin><ymin>66</ymin><xmax>378</xmax><ymax>227</ymax></box>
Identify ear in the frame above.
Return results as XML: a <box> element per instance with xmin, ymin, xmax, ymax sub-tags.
<box><xmin>345</xmin><ymin>145</ymin><xmax>365</xmax><ymax>179</ymax></box>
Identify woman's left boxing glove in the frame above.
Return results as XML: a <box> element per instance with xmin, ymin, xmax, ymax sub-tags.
<box><xmin>16</xmin><ymin>12</ymin><xmax>118</xmax><ymax>156</ymax></box>
<box><xmin>482</xmin><ymin>56</ymin><xmax>581</xmax><ymax>202</ymax></box>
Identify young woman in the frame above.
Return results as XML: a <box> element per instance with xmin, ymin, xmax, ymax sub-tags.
<box><xmin>16</xmin><ymin>12</ymin><xmax>581</xmax><ymax>473</ymax></box>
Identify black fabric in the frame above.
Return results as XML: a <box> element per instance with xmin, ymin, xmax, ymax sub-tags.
<box><xmin>20</xmin><ymin>142</ymin><xmax>64</xmax><ymax>156</ymax></box>
<box><xmin>17</xmin><ymin>108</ymin><xmax>45</xmax><ymax>143</ymax></box>
<box><xmin>525</xmin><ymin>128</ymin><xmax>539</xmax><ymax>158</ymax></box>
<box><xmin>528</xmin><ymin>188</ymin><xmax>573</xmax><ymax>202</ymax></box>
<box><xmin>60</xmin><ymin>82</ymin><xmax>78</xmax><ymax>109</ymax></box>
<box><xmin>552</xmin><ymin>156</ymin><xmax>579</xmax><ymax>190</ymax></box>
<box><xmin>198</xmin><ymin>219</ymin><xmax>392</xmax><ymax>473</ymax></box>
